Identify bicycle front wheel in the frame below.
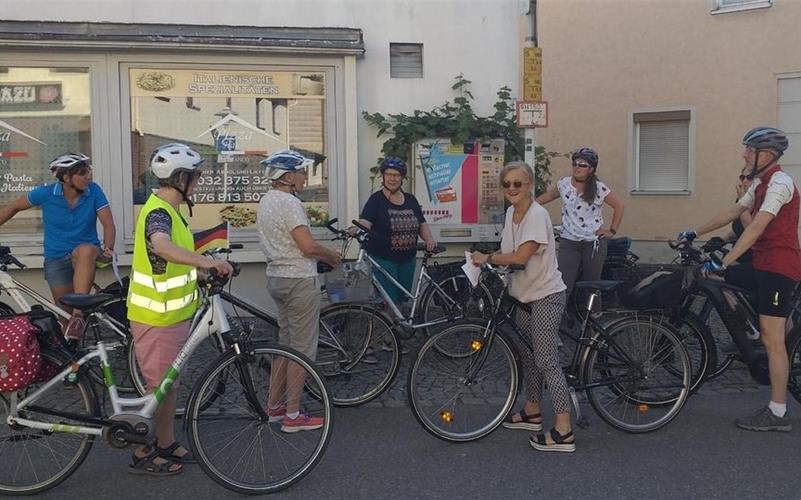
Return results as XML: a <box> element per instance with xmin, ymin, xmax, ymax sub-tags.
<box><xmin>315</xmin><ymin>303</ymin><xmax>400</xmax><ymax>406</ymax></box>
<box><xmin>186</xmin><ymin>342</ymin><xmax>332</xmax><ymax>495</ymax></box>
<box><xmin>583</xmin><ymin>317</ymin><xmax>691</xmax><ymax>433</ymax></box>
<box><xmin>408</xmin><ymin>322</ymin><xmax>518</xmax><ymax>442</ymax></box>
<box><xmin>0</xmin><ymin>350</ymin><xmax>98</xmax><ymax>495</ymax></box>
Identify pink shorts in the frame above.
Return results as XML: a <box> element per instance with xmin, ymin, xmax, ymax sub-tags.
<box><xmin>131</xmin><ymin>320</ymin><xmax>191</xmax><ymax>392</ymax></box>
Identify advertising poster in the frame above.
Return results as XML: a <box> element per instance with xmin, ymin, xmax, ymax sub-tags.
<box><xmin>413</xmin><ymin>139</ymin><xmax>505</xmax><ymax>229</ymax></box>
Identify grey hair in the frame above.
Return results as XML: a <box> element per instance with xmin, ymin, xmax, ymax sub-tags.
<box><xmin>500</xmin><ymin>161</ymin><xmax>535</xmax><ymax>185</ymax></box>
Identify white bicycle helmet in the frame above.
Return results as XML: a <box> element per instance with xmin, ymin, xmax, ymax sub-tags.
<box><xmin>149</xmin><ymin>143</ymin><xmax>204</xmax><ymax>180</ymax></box>
<box><xmin>49</xmin><ymin>152</ymin><xmax>90</xmax><ymax>176</ymax></box>
<box><xmin>260</xmin><ymin>149</ymin><xmax>314</xmax><ymax>181</ymax></box>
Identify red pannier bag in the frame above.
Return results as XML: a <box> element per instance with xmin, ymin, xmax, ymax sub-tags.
<box><xmin>0</xmin><ymin>313</ymin><xmax>42</xmax><ymax>393</ymax></box>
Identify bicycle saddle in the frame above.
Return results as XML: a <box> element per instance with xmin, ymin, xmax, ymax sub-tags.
<box><xmin>574</xmin><ymin>280</ymin><xmax>622</xmax><ymax>292</ymax></box>
<box><xmin>59</xmin><ymin>293</ymin><xmax>117</xmax><ymax>311</ymax></box>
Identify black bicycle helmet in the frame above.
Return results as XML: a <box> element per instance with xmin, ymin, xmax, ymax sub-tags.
<box><xmin>742</xmin><ymin>126</ymin><xmax>789</xmax><ymax>153</ymax></box>
<box><xmin>379</xmin><ymin>156</ymin><xmax>408</xmax><ymax>176</ymax></box>
<box><xmin>571</xmin><ymin>147</ymin><xmax>599</xmax><ymax>169</ymax></box>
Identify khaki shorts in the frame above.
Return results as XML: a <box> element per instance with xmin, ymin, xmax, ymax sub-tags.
<box><xmin>131</xmin><ymin>320</ymin><xmax>191</xmax><ymax>392</ymax></box>
<box><xmin>266</xmin><ymin>276</ymin><xmax>320</xmax><ymax>360</ymax></box>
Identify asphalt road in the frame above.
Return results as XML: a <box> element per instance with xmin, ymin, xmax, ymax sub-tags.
<box><xmin>35</xmin><ymin>389</ymin><xmax>801</xmax><ymax>500</ymax></box>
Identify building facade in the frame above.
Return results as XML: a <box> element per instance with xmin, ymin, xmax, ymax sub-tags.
<box><xmin>538</xmin><ymin>0</ymin><xmax>801</xmax><ymax>260</ymax></box>
<box><xmin>0</xmin><ymin>0</ymin><xmax>524</xmax><ymax>305</ymax></box>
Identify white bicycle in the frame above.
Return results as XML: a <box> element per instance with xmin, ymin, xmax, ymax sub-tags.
<box><xmin>0</xmin><ymin>263</ymin><xmax>333</xmax><ymax>495</ymax></box>
<box><xmin>0</xmin><ymin>245</ymin><xmax>135</xmax><ymax>392</ymax></box>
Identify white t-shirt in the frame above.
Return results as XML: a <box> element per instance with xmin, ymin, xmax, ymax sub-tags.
<box><xmin>500</xmin><ymin>202</ymin><xmax>566</xmax><ymax>303</ymax></box>
<box><xmin>737</xmin><ymin>171</ymin><xmax>795</xmax><ymax>215</ymax></box>
<box><xmin>557</xmin><ymin>177</ymin><xmax>610</xmax><ymax>241</ymax></box>
<box><xmin>257</xmin><ymin>189</ymin><xmax>316</xmax><ymax>278</ymax></box>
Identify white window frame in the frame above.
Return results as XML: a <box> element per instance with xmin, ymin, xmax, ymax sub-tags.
<box><xmin>112</xmin><ymin>52</ymin><xmax>353</xmax><ymax>261</ymax></box>
<box><xmin>628</xmin><ymin>106</ymin><xmax>695</xmax><ymax>196</ymax></box>
<box><xmin>711</xmin><ymin>0</ymin><xmax>772</xmax><ymax>15</ymax></box>
<box><xmin>0</xmin><ymin>52</ymin><xmax>112</xmax><ymax>262</ymax></box>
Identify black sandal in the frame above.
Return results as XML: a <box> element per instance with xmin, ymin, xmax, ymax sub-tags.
<box><xmin>502</xmin><ymin>408</ymin><xmax>543</xmax><ymax>431</ymax></box>
<box><xmin>129</xmin><ymin>448</ymin><xmax>184</xmax><ymax>476</ymax></box>
<box><xmin>156</xmin><ymin>441</ymin><xmax>196</xmax><ymax>464</ymax></box>
<box><xmin>529</xmin><ymin>428</ymin><xmax>576</xmax><ymax>453</ymax></box>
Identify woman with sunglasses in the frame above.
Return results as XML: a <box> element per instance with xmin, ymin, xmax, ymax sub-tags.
<box><xmin>471</xmin><ymin>161</ymin><xmax>575</xmax><ymax>453</ymax></box>
<box><xmin>536</xmin><ymin>147</ymin><xmax>624</xmax><ymax>299</ymax></box>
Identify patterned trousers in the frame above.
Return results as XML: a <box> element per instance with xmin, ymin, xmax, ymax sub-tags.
<box><xmin>516</xmin><ymin>290</ymin><xmax>571</xmax><ymax>414</ymax></box>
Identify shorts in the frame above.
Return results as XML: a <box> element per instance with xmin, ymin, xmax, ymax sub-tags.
<box><xmin>131</xmin><ymin>320</ymin><xmax>192</xmax><ymax>393</ymax></box>
<box><xmin>43</xmin><ymin>255</ymin><xmax>75</xmax><ymax>288</ymax></box>
<box><xmin>42</xmin><ymin>245</ymin><xmax>102</xmax><ymax>288</ymax></box>
<box><xmin>266</xmin><ymin>276</ymin><xmax>320</xmax><ymax>360</ymax></box>
<box><xmin>724</xmin><ymin>263</ymin><xmax>797</xmax><ymax>318</ymax></box>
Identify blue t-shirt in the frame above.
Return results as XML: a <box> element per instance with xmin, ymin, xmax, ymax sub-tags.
<box><xmin>27</xmin><ymin>182</ymin><xmax>109</xmax><ymax>260</ymax></box>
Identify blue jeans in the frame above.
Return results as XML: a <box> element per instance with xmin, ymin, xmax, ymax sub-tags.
<box><xmin>371</xmin><ymin>256</ymin><xmax>417</xmax><ymax>305</ymax></box>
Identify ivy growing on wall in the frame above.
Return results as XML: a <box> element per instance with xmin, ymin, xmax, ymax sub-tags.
<box><xmin>362</xmin><ymin>74</ymin><xmax>564</xmax><ymax>196</ymax></box>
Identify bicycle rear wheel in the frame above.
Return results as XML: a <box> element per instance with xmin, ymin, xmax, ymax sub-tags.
<box><xmin>583</xmin><ymin>317</ymin><xmax>691</xmax><ymax>433</ymax></box>
<box><xmin>408</xmin><ymin>322</ymin><xmax>518</xmax><ymax>442</ymax></box>
<box><xmin>315</xmin><ymin>303</ymin><xmax>400</xmax><ymax>406</ymax></box>
<box><xmin>0</xmin><ymin>350</ymin><xmax>97</xmax><ymax>495</ymax></box>
<box><xmin>186</xmin><ymin>342</ymin><xmax>332</xmax><ymax>495</ymax></box>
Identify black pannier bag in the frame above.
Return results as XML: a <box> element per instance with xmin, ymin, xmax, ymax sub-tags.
<box><xmin>620</xmin><ymin>269</ymin><xmax>685</xmax><ymax>310</ymax></box>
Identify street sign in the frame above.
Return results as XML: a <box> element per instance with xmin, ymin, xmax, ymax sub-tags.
<box><xmin>523</xmin><ymin>47</ymin><xmax>542</xmax><ymax>75</ymax></box>
<box><xmin>522</xmin><ymin>74</ymin><xmax>542</xmax><ymax>101</ymax></box>
<box><xmin>516</xmin><ymin>101</ymin><xmax>548</xmax><ymax>128</ymax></box>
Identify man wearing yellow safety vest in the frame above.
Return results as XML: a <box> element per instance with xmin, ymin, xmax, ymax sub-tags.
<box><xmin>127</xmin><ymin>143</ymin><xmax>233</xmax><ymax>476</ymax></box>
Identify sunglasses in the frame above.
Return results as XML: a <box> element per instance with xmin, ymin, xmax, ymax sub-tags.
<box><xmin>501</xmin><ymin>180</ymin><xmax>528</xmax><ymax>189</ymax></box>
<box><xmin>572</xmin><ymin>161</ymin><xmax>591</xmax><ymax>168</ymax></box>
<box><xmin>739</xmin><ymin>174</ymin><xmax>750</xmax><ymax>181</ymax></box>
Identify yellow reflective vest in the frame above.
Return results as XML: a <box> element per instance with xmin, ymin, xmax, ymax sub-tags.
<box><xmin>127</xmin><ymin>194</ymin><xmax>199</xmax><ymax>326</ymax></box>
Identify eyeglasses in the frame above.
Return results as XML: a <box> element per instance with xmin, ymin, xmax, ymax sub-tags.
<box><xmin>501</xmin><ymin>180</ymin><xmax>528</xmax><ymax>189</ymax></box>
<box><xmin>739</xmin><ymin>174</ymin><xmax>749</xmax><ymax>181</ymax></box>
<box><xmin>572</xmin><ymin>161</ymin><xmax>591</xmax><ymax>168</ymax></box>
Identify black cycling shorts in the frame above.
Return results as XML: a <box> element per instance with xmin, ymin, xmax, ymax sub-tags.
<box><xmin>723</xmin><ymin>263</ymin><xmax>797</xmax><ymax>318</ymax></box>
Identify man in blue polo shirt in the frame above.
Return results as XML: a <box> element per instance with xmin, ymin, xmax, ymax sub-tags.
<box><xmin>0</xmin><ymin>152</ymin><xmax>116</xmax><ymax>339</ymax></box>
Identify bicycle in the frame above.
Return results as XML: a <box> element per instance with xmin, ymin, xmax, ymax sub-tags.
<box><xmin>0</xmin><ymin>245</ymin><xmax>136</xmax><ymax>393</ymax></box>
<box><xmin>407</xmin><ymin>263</ymin><xmax>692</xmax><ymax>442</ymax></box>
<box><xmin>650</xmin><ymin>239</ymin><xmax>801</xmax><ymax>401</ymax></box>
<box><xmin>0</xmin><ymin>263</ymin><xmax>332</xmax><ymax>495</ymax></box>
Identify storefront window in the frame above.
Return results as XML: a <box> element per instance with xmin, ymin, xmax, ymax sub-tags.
<box><xmin>0</xmin><ymin>67</ymin><xmax>91</xmax><ymax>235</ymax></box>
<box><xmin>129</xmin><ymin>68</ymin><xmax>328</xmax><ymax>232</ymax></box>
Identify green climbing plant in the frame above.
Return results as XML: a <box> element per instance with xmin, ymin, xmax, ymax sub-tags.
<box><xmin>362</xmin><ymin>74</ymin><xmax>564</xmax><ymax>196</ymax></box>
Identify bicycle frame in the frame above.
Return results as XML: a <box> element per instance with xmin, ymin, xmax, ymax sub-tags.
<box><xmin>6</xmin><ymin>291</ymin><xmax>231</xmax><ymax>436</ymax></box>
<box><xmin>0</xmin><ymin>270</ymin><xmax>71</xmax><ymax>320</ymax></box>
<box><xmin>355</xmin><ymin>247</ymin><xmax>463</xmax><ymax>330</ymax></box>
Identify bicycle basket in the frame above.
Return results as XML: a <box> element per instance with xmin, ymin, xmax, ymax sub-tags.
<box><xmin>619</xmin><ymin>269</ymin><xmax>685</xmax><ymax>310</ymax></box>
<box><xmin>324</xmin><ymin>260</ymin><xmax>375</xmax><ymax>303</ymax></box>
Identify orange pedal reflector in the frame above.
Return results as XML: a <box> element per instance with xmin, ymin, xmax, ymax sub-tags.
<box><xmin>638</xmin><ymin>404</ymin><xmax>649</xmax><ymax>413</ymax></box>
<box><xmin>471</xmin><ymin>340</ymin><xmax>482</xmax><ymax>352</ymax></box>
<box><xmin>440</xmin><ymin>410</ymin><xmax>454</xmax><ymax>423</ymax></box>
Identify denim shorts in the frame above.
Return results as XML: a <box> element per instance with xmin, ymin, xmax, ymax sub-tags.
<box><xmin>43</xmin><ymin>254</ymin><xmax>75</xmax><ymax>288</ymax></box>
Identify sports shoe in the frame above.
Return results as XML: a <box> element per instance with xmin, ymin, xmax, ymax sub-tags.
<box><xmin>281</xmin><ymin>412</ymin><xmax>324</xmax><ymax>433</ymax></box>
<box><xmin>267</xmin><ymin>403</ymin><xmax>287</xmax><ymax>423</ymax></box>
<box><xmin>381</xmin><ymin>342</ymin><xmax>409</xmax><ymax>355</ymax></box>
<box><xmin>735</xmin><ymin>406</ymin><xmax>792</xmax><ymax>432</ymax></box>
<box><xmin>64</xmin><ymin>315</ymin><xmax>86</xmax><ymax>341</ymax></box>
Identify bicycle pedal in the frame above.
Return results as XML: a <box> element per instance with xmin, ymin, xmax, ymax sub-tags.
<box><xmin>576</xmin><ymin>415</ymin><xmax>590</xmax><ymax>429</ymax></box>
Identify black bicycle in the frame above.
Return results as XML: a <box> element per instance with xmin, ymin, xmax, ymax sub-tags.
<box><xmin>407</xmin><ymin>264</ymin><xmax>692</xmax><ymax>442</ymax></box>
<box><xmin>649</xmin><ymin>240</ymin><xmax>801</xmax><ymax>401</ymax></box>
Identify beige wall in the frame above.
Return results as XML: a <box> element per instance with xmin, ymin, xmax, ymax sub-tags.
<box><xmin>537</xmin><ymin>0</ymin><xmax>801</xmax><ymax>255</ymax></box>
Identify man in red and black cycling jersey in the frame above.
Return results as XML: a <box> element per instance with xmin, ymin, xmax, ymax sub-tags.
<box><xmin>679</xmin><ymin>126</ymin><xmax>800</xmax><ymax>432</ymax></box>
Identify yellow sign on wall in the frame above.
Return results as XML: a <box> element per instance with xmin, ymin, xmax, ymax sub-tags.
<box><xmin>523</xmin><ymin>74</ymin><xmax>542</xmax><ymax>101</ymax></box>
<box><xmin>523</xmin><ymin>47</ymin><xmax>542</xmax><ymax>75</ymax></box>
